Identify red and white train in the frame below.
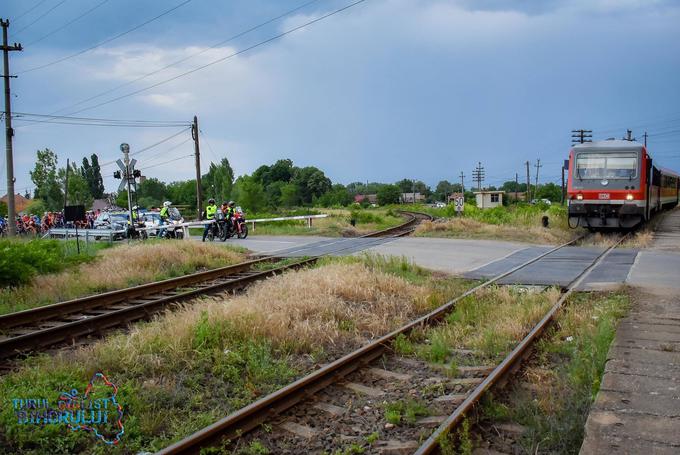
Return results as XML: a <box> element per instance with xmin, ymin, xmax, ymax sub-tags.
<box><xmin>567</xmin><ymin>139</ymin><xmax>679</xmax><ymax>229</ymax></box>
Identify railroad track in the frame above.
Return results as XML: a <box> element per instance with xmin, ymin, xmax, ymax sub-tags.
<box><xmin>156</xmin><ymin>232</ymin><xmax>628</xmax><ymax>455</ymax></box>
<box><xmin>362</xmin><ymin>211</ymin><xmax>433</xmax><ymax>238</ymax></box>
<box><xmin>0</xmin><ymin>211</ymin><xmax>430</xmax><ymax>362</ymax></box>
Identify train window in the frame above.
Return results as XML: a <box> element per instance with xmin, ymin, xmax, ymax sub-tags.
<box><xmin>575</xmin><ymin>152</ymin><xmax>637</xmax><ymax>179</ymax></box>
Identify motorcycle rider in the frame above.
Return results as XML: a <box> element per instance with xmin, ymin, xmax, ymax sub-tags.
<box><xmin>202</xmin><ymin>198</ymin><xmax>218</xmax><ymax>242</ymax></box>
<box><xmin>159</xmin><ymin>201</ymin><xmax>172</xmax><ymax>238</ymax></box>
<box><xmin>225</xmin><ymin>201</ymin><xmax>237</xmax><ymax>235</ymax></box>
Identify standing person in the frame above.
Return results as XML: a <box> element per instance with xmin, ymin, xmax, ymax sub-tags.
<box><xmin>159</xmin><ymin>201</ymin><xmax>172</xmax><ymax>238</ymax></box>
<box><xmin>202</xmin><ymin>198</ymin><xmax>218</xmax><ymax>242</ymax></box>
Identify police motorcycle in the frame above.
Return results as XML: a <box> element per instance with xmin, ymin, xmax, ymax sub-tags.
<box><xmin>161</xmin><ymin>207</ymin><xmax>185</xmax><ymax>239</ymax></box>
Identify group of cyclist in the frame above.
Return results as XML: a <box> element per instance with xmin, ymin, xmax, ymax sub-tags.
<box><xmin>0</xmin><ymin>212</ymin><xmax>71</xmax><ymax>237</ymax></box>
<box><xmin>202</xmin><ymin>199</ymin><xmax>237</xmax><ymax>242</ymax></box>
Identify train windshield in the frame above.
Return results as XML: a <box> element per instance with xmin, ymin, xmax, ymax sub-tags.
<box><xmin>575</xmin><ymin>152</ymin><xmax>637</xmax><ymax>179</ymax></box>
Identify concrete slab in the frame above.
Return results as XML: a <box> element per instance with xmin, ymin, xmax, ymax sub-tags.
<box><xmin>592</xmin><ymin>389</ymin><xmax>680</xmax><ymax>417</ymax></box>
<box><xmin>627</xmin><ymin>250</ymin><xmax>680</xmax><ymax>291</ymax></box>
<box><xmin>364</xmin><ymin>237</ymin><xmax>531</xmax><ymax>275</ymax></box>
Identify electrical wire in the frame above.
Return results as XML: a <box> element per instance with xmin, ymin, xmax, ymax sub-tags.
<box><xmin>16</xmin><ymin>0</ymin><xmax>193</xmax><ymax>74</ymax></box>
<box><xmin>131</xmin><ymin>128</ymin><xmax>191</xmax><ymax>157</ymax></box>
<box><xmin>15</xmin><ymin>118</ymin><xmax>191</xmax><ymax>128</ymax></box>
<box><xmin>49</xmin><ymin>0</ymin><xmax>369</xmax><ymax>115</ymax></box>
<box><xmin>138</xmin><ymin>154</ymin><xmax>193</xmax><ymax>171</ymax></box>
<box><xmin>47</xmin><ymin>0</ymin><xmax>326</xmax><ymax>116</ymax></box>
<box><xmin>15</xmin><ymin>0</ymin><xmax>69</xmax><ymax>36</ymax></box>
<box><xmin>25</xmin><ymin>0</ymin><xmax>110</xmax><ymax>46</ymax></box>
<box><xmin>142</xmin><ymin>137</ymin><xmax>192</xmax><ymax>166</ymax></box>
<box><xmin>13</xmin><ymin>111</ymin><xmax>190</xmax><ymax>129</ymax></box>
<box><xmin>12</xmin><ymin>0</ymin><xmax>51</xmax><ymax>22</ymax></box>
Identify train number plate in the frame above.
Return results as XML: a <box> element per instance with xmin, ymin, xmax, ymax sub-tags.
<box><xmin>598</xmin><ymin>193</ymin><xmax>610</xmax><ymax>200</ymax></box>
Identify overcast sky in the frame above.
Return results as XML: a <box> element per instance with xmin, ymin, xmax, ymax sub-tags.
<box><xmin>3</xmin><ymin>0</ymin><xmax>680</xmax><ymax>195</ymax></box>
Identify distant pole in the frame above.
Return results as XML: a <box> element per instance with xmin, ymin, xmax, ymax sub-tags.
<box><xmin>643</xmin><ymin>131</ymin><xmax>648</xmax><ymax>147</ymax></box>
<box><xmin>515</xmin><ymin>172</ymin><xmax>519</xmax><ymax>203</ymax></box>
<box><xmin>192</xmin><ymin>115</ymin><xmax>202</xmax><ymax>220</ymax></box>
<box><xmin>459</xmin><ymin>171</ymin><xmax>465</xmax><ymax>194</ymax></box>
<box><xmin>534</xmin><ymin>159</ymin><xmax>542</xmax><ymax>195</ymax></box>
<box><xmin>63</xmin><ymin>158</ymin><xmax>70</xmax><ymax>208</ymax></box>
<box><xmin>1</xmin><ymin>19</ymin><xmax>22</xmax><ymax>236</ymax></box>
<box><xmin>561</xmin><ymin>164</ymin><xmax>565</xmax><ymax>205</ymax></box>
<box><xmin>525</xmin><ymin>161</ymin><xmax>531</xmax><ymax>202</ymax></box>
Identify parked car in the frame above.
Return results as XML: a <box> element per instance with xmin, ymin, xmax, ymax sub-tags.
<box><xmin>530</xmin><ymin>199</ymin><xmax>552</xmax><ymax>206</ymax></box>
<box><xmin>94</xmin><ymin>211</ymin><xmax>129</xmax><ymax>240</ymax></box>
<box><xmin>141</xmin><ymin>212</ymin><xmax>161</xmax><ymax>237</ymax></box>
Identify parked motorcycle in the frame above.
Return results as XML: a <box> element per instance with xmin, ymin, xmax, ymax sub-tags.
<box><xmin>161</xmin><ymin>207</ymin><xmax>185</xmax><ymax>239</ymax></box>
<box><xmin>228</xmin><ymin>208</ymin><xmax>248</xmax><ymax>239</ymax></box>
<box><xmin>206</xmin><ymin>211</ymin><xmax>228</xmax><ymax>242</ymax></box>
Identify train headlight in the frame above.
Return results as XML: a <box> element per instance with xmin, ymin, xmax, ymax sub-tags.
<box><xmin>626</xmin><ymin>194</ymin><xmax>634</xmax><ymax>201</ymax></box>
<box><xmin>576</xmin><ymin>194</ymin><xmax>583</xmax><ymax>200</ymax></box>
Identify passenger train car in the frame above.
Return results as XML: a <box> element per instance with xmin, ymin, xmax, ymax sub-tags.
<box><xmin>567</xmin><ymin>139</ymin><xmax>679</xmax><ymax>229</ymax></box>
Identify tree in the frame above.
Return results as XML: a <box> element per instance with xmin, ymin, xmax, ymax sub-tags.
<box><xmin>30</xmin><ymin>149</ymin><xmax>63</xmax><ymax>211</ymax></box>
<box><xmin>232</xmin><ymin>175</ymin><xmax>266</xmax><ymax>213</ymax></box>
<box><xmin>202</xmin><ymin>158</ymin><xmax>234</xmax><ymax>203</ymax></box>
<box><xmin>279</xmin><ymin>182</ymin><xmax>300</xmax><ymax>208</ymax></box>
<box><xmin>293</xmin><ymin>166</ymin><xmax>331</xmax><ymax>204</ymax></box>
<box><xmin>59</xmin><ymin>162</ymin><xmax>93</xmax><ymax>208</ymax></box>
<box><xmin>137</xmin><ymin>177</ymin><xmax>167</xmax><ymax>207</ymax></box>
<box><xmin>395</xmin><ymin>179</ymin><xmax>414</xmax><ymax>193</ymax></box>
<box><xmin>377</xmin><ymin>184</ymin><xmax>401</xmax><ymax>205</ymax></box>
<box><xmin>0</xmin><ymin>200</ymin><xmax>6</xmax><ymax>217</ymax></box>
<box><xmin>81</xmin><ymin>154</ymin><xmax>105</xmax><ymax>199</ymax></box>
<box><xmin>535</xmin><ymin>182</ymin><xmax>562</xmax><ymax>202</ymax></box>
<box><xmin>166</xmin><ymin>180</ymin><xmax>197</xmax><ymax>210</ymax></box>
<box><xmin>316</xmin><ymin>183</ymin><xmax>352</xmax><ymax>207</ymax></box>
<box><xmin>434</xmin><ymin>180</ymin><xmax>453</xmax><ymax>201</ymax></box>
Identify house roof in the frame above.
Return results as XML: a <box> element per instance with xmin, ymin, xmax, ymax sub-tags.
<box><xmin>473</xmin><ymin>190</ymin><xmax>505</xmax><ymax>194</ymax></box>
<box><xmin>0</xmin><ymin>193</ymin><xmax>32</xmax><ymax>213</ymax></box>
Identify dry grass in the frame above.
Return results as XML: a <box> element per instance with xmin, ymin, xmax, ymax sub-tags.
<box><xmin>87</xmin><ymin>262</ymin><xmax>430</xmax><ymax>373</ymax></box>
<box><xmin>416</xmin><ymin>218</ymin><xmax>575</xmax><ymax>245</ymax></box>
<box><xmin>578</xmin><ymin>228</ymin><xmax>654</xmax><ymax>249</ymax></box>
<box><xmin>0</xmin><ymin>241</ymin><xmax>247</xmax><ymax>315</ymax></box>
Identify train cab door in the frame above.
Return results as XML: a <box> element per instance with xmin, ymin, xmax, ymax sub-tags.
<box><xmin>646</xmin><ymin>158</ymin><xmax>652</xmax><ymax>219</ymax></box>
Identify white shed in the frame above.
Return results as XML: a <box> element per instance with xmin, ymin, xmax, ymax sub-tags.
<box><xmin>474</xmin><ymin>191</ymin><xmax>504</xmax><ymax>209</ymax></box>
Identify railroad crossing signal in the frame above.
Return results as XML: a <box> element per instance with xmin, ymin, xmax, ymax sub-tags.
<box><xmin>113</xmin><ymin>158</ymin><xmax>138</xmax><ymax>192</ymax></box>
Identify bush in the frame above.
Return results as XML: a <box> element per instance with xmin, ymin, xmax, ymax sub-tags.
<box><xmin>349</xmin><ymin>209</ymin><xmax>384</xmax><ymax>224</ymax></box>
<box><xmin>0</xmin><ymin>239</ymin><xmax>104</xmax><ymax>287</ymax></box>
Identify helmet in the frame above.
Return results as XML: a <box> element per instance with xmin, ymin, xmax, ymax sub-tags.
<box><xmin>228</xmin><ymin>201</ymin><xmax>235</xmax><ymax>207</ymax></box>
<box><xmin>132</xmin><ymin>205</ymin><xmax>139</xmax><ymax>210</ymax></box>
<box><xmin>163</xmin><ymin>201</ymin><xmax>172</xmax><ymax>207</ymax></box>
<box><xmin>222</xmin><ymin>201</ymin><xmax>229</xmax><ymax>206</ymax></box>
<box><xmin>208</xmin><ymin>198</ymin><xmax>215</xmax><ymax>204</ymax></box>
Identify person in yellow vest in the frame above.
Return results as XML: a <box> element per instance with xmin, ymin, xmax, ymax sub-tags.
<box><xmin>159</xmin><ymin>201</ymin><xmax>172</xmax><ymax>238</ymax></box>
<box><xmin>202</xmin><ymin>198</ymin><xmax>218</xmax><ymax>242</ymax></box>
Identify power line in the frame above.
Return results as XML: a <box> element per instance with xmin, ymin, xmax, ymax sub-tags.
<box><xmin>15</xmin><ymin>0</ymin><xmax>69</xmax><ymax>36</ymax></box>
<box><xmin>14</xmin><ymin>111</ymin><xmax>188</xmax><ymax>124</ymax></box>
<box><xmin>138</xmin><ymin>154</ymin><xmax>193</xmax><ymax>171</ymax></box>
<box><xmin>131</xmin><ymin>127</ymin><xmax>191</xmax><ymax>157</ymax></box>
<box><xmin>25</xmin><ymin>0</ymin><xmax>110</xmax><ymax>46</ymax></box>
<box><xmin>12</xmin><ymin>0</ymin><xmax>51</xmax><ymax>23</ymax></box>
<box><xmin>47</xmin><ymin>0</ymin><xmax>326</xmax><ymax>116</ymax></box>
<box><xmin>16</xmin><ymin>0</ymin><xmax>193</xmax><ymax>74</ymax></box>
<box><xmin>50</xmin><ymin>0</ymin><xmax>369</xmax><ymax>116</ymax></box>
<box><xmin>15</xmin><ymin>118</ymin><xmax>191</xmax><ymax>128</ymax></box>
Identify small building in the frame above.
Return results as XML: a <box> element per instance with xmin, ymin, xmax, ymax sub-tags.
<box><xmin>1</xmin><ymin>193</ymin><xmax>31</xmax><ymax>213</ymax></box>
<box><xmin>401</xmin><ymin>192</ymin><xmax>426</xmax><ymax>203</ymax></box>
<box><xmin>474</xmin><ymin>190</ymin><xmax>505</xmax><ymax>209</ymax></box>
<box><xmin>354</xmin><ymin>194</ymin><xmax>377</xmax><ymax>204</ymax></box>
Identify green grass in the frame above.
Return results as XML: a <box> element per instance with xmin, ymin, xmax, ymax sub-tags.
<box><xmin>0</xmin><ymin>238</ymin><xmax>111</xmax><ymax>287</ymax></box>
<box><xmin>478</xmin><ymin>290</ymin><xmax>630</xmax><ymax>454</ymax></box>
<box><xmin>383</xmin><ymin>399</ymin><xmax>430</xmax><ymax>425</ymax></box>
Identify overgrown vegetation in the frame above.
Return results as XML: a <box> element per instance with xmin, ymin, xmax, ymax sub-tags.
<box><xmin>0</xmin><ymin>241</ymin><xmax>247</xmax><ymax>315</ymax></box>
<box><xmin>0</xmin><ymin>255</ymin><xmax>474</xmax><ymax>454</ymax></box>
<box><xmin>477</xmin><ymin>291</ymin><xmax>630</xmax><ymax>454</ymax></box>
<box><xmin>0</xmin><ymin>239</ymin><xmax>110</xmax><ymax>287</ymax></box>
<box><xmin>416</xmin><ymin>204</ymin><xmax>581</xmax><ymax>244</ymax></box>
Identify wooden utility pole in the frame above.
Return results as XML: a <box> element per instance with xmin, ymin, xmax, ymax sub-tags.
<box><xmin>515</xmin><ymin>172</ymin><xmax>519</xmax><ymax>203</ymax></box>
<box><xmin>643</xmin><ymin>131</ymin><xmax>648</xmax><ymax>147</ymax></box>
<box><xmin>1</xmin><ymin>19</ymin><xmax>22</xmax><ymax>236</ymax></box>
<box><xmin>525</xmin><ymin>161</ymin><xmax>531</xmax><ymax>202</ymax></box>
<box><xmin>534</xmin><ymin>159</ymin><xmax>542</xmax><ymax>196</ymax></box>
<box><xmin>192</xmin><ymin>115</ymin><xmax>202</xmax><ymax>220</ymax></box>
<box><xmin>63</xmin><ymin>158</ymin><xmax>70</xmax><ymax>208</ymax></box>
<box><xmin>459</xmin><ymin>172</ymin><xmax>465</xmax><ymax>194</ymax></box>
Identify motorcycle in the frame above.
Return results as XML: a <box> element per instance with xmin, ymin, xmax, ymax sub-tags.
<box><xmin>161</xmin><ymin>207</ymin><xmax>185</xmax><ymax>240</ymax></box>
<box><xmin>205</xmin><ymin>211</ymin><xmax>228</xmax><ymax>242</ymax></box>
<box><xmin>228</xmin><ymin>209</ymin><xmax>248</xmax><ymax>239</ymax></box>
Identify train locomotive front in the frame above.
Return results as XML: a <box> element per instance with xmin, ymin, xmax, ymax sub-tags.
<box><xmin>567</xmin><ymin>139</ymin><xmax>679</xmax><ymax>230</ymax></box>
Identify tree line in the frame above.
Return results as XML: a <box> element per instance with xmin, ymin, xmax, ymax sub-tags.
<box><xmin>20</xmin><ymin>149</ymin><xmax>563</xmax><ymax>217</ymax></box>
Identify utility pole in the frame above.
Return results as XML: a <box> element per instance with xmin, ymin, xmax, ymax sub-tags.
<box><xmin>561</xmin><ymin>163</ymin><xmax>565</xmax><ymax>205</ymax></box>
<box><xmin>571</xmin><ymin>129</ymin><xmax>592</xmax><ymax>144</ymax></box>
<box><xmin>643</xmin><ymin>131</ymin><xmax>648</xmax><ymax>147</ymax></box>
<box><xmin>192</xmin><ymin>115</ymin><xmax>202</xmax><ymax>220</ymax></box>
<box><xmin>525</xmin><ymin>161</ymin><xmax>531</xmax><ymax>202</ymax></box>
<box><xmin>459</xmin><ymin>171</ymin><xmax>465</xmax><ymax>194</ymax></box>
<box><xmin>534</xmin><ymin>159</ymin><xmax>542</xmax><ymax>196</ymax></box>
<box><xmin>63</xmin><ymin>158</ymin><xmax>70</xmax><ymax>208</ymax></box>
<box><xmin>472</xmin><ymin>162</ymin><xmax>485</xmax><ymax>192</ymax></box>
<box><xmin>515</xmin><ymin>172</ymin><xmax>519</xmax><ymax>203</ymax></box>
<box><xmin>1</xmin><ymin>19</ymin><xmax>22</xmax><ymax>237</ymax></box>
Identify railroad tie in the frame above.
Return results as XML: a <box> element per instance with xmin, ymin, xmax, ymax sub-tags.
<box><xmin>367</xmin><ymin>367</ymin><xmax>413</xmax><ymax>381</ymax></box>
<box><xmin>343</xmin><ymin>382</ymin><xmax>384</xmax><ymax>397</ymax></box>
<box><xmin>312</xmin><ymin>402</ymin><xmax>347</xmax><ymax>416</ymax></box>
<box><xmin>374</xmin><ymin>439</ymin><xmax>420</xmax><ymax>455</ymax></box>
<box><xmin>278</xmin><ymin>421</ymin><xmax>318</xmax><ymax>439</ymax></box>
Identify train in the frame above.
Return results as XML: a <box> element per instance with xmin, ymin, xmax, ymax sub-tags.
<box><xmin>567</xmin><ymin>139</ymin><xmax>679</xmax><ymax>230</ymax></box>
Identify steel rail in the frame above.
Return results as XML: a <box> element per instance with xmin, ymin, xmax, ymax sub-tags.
<box><xmin>0</xmin><ymin>212</ymin><xmax>431</xmax><ymax>360</ymax></box>
<box><xmin>157</xmin><ymin>234</ymin><xmax>584</xmax><ymax>455</ymax></box>
<box><xmin>414</xmin><ymin>233</ymin><xmax>630</xmax><ymax>454</ymax></box>
<box><xmin>0</xmin><ymin>257</ymin><xmax>316</xmax><ymax>359</ymax></box>
<box><xmin>0</xmin><ymin>257</ymin><xmax>275</xmax><ymax>330</ymax></box>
